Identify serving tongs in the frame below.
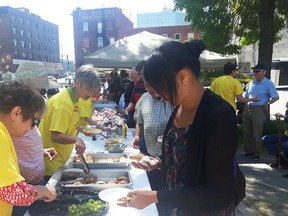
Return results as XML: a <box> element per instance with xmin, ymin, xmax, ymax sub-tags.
<box><xmin>59</xmin><ymin>172</ymin><xmax>95</xmax><ymax>185</ymax></box>
<box><xmin>80</xmin><ymin>155</ymin><xmax>90</xmax><ymax>174</ymax></box>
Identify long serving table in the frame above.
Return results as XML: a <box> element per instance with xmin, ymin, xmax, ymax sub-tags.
<box><xmin>44</xmin><ymin>129</ymin><xmax>159</xmax><ymax>216</ymax></box>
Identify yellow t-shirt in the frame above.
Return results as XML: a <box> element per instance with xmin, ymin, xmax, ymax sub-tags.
<box><xmin>0</xmin><ymin>122</ymin><xmax>24</xmax><ymax>216</ymax></box>
<box><xmin>39</xmin><ymin>87</ymin><xmax>79</xmax><ymax>176</ymax></box>
<box><xmin>210</xmin><ymin>75</ymin><xmax>244</xmax><ymax>111</ymax></box>
<box><xmin>78</xmin><ymin>98</ymin><xmax>94</xmax><ymax>127</ymax></box>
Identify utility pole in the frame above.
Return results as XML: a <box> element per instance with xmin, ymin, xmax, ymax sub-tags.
<box><xmin>66</xmin><ymin>54</ymin><xmax>69</xmax><ymax>72</ymax></box>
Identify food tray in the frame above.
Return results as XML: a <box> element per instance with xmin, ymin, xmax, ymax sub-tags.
<box><xmin>29</xmin><ymin>189</ymin><xmax>108</xmax><ymax>216</ymax></box>
<box><xmin>58</xmin><ymin>168</ymin><xmax>132</xmax><ymax>191</ymax></box>
<box><xmin>72</xmin><ymin>153</ymin><xmax>129</xmax><ymax>168</ymax></box>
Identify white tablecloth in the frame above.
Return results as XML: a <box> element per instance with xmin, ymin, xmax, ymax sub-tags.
<box><xmin>27</xmin><ymin>129</ymin><xmax>159</xmax><ymax>216</ymax></box>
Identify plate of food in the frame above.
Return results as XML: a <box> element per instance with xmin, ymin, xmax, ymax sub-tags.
<box><xmin>105</xmin><ymin>144</ymin><xmax>127</xmax><ymax>153</ymax></box>
<box><xmin>29</xmin><ymin>189</ymin><xmax>109</xmax><ymax>216</ymax></box>
<box><xmin>83</xmin><ymin>127</ymin><xmax>102</xmax><ymax>136</ymax></box>
<box><xmin>99</xmin><ymin>188</ymin><xmax>132</xmax><ymax>204</ymax></box>
<box><xmin>129</xmin><ymin>153</ymin><xmax>144</xmax><ymax>162</ymax></box>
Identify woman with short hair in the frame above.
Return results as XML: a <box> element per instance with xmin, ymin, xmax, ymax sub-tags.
<box><xmin>0</xmin><ymin>81</ymin><xmax>56</xmax><ymax>216</ymax></box>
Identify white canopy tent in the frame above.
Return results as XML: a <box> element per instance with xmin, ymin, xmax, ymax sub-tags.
<box><xmin>84</xmin><ymin>31</ymin><xmax>236</xmax><ymax>69</ymax></box>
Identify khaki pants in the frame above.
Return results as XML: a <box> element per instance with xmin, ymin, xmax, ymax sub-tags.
<box><xmin>242</xmin><ymin>105</ymin><xmax>266</xmax><ymax>156</ymax></box>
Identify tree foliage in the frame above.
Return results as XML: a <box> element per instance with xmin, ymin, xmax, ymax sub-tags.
<box><xmin>174</xmin><ymin>0</ymin><xmax>288</xmax><ymax>75</ymax></box>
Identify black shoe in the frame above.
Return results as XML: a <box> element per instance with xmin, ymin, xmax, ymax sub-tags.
<box><xmin>241</xmin><ymin>153</ymin><xmax>254</xmax><ymax>157</ymax></box>
<box><xmin>269</xmin><ymin>160</ymin><xmax>279</xmax><ymax>168</ymax></box>
<box><xmin>253</xmin><ymin>156</ymin><xmax>260</xmax><ymax>161</ymax></box>
<box><xmin>282</xmin><ymin>173</ymin><xmax>288</xmax><ymax>178</ymax></box>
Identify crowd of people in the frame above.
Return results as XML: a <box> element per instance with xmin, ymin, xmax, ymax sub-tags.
<box><xmin>1</xmin><ymin>38</ymin><xmax>286</xmax><ymax>216</ymax></box>
<box><xmin>210</xmin><ymin>61</ymin><xmax>288</xmax><ymax>175</ymax></box>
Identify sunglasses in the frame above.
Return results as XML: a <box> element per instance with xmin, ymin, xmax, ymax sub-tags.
<box><xmin>253</xmin><ymin>70</ymin><xmax>262</xmax><ymax>73</ymax></box>
<box><xmin>30</xmin><ymin>114</ymin><xmax>40</xmax><ymax>127</ymax></box>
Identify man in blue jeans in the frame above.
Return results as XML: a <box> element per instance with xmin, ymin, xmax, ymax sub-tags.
<box><xmin>262</xmin><ymin>101</ymin><xmax>288</xmax><ymax>168</ymax></box>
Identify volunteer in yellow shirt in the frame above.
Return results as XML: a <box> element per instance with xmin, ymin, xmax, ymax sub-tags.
<box><xmin>78</xmin><ymin>97</ymin><xmax>94</xmax><ymax>127</ymax></box>
<box><xmin>39</xmin><ymin>65</ymin><xmax>101</xmax><ymax>177</ymax></box>
<box><xmin>0</xmin><ymin>81</ymin><xmax>56</xmax><ymax>216</ymax></box>
<box><xmin>210</xmin><ymin>61</ymin><xmax>259</xmax><ymax>111</ymax></box>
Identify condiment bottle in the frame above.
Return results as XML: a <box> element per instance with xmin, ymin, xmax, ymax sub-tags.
<box><xmin>122</xmin><ymin>122</ymin><xmax>127</xmax><ymax>138</ymax></box>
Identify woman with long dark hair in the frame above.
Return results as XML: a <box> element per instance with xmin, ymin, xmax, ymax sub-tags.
<box><xmin>124</xmin><ymin>40</ymin><xmax>245</xmax><ymax>215</ymax></box>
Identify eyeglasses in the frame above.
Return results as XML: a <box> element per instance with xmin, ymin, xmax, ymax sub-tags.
<box><xmin>253</xmin><ymin>70</ymin><xmax>261</xmax><ymax>73</ymax></box>
<box><xmin>29</xmin><ymin>114</ymin><xmax>40</xmax><ymax>127</ymax></box>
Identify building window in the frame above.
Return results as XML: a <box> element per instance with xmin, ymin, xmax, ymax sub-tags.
<box><xmin>19</xmin><ymin>18</ymin><xmax>23</xmax><ymax>24</ymax></box>
<box><xmin>109</xmin><ymin>38</ymin><xmax>115</xmax><ymax>44</ymax></box>
<box><xmin>174</xmin><ymin>33</ymin><xmax>181</xmax><ymax>40</ymax></box>
<box><xmin>28</xmin><ymin>42</ymin><xmax>32</xmax><ymax>49</ymax></box>
<box><xmin>83</xmin><ymin>38</ymin><xmax>89</xmax><ymax>48</ymax></box>
<box><xmin>27</xmin><ymin>20</ymin><xmax>31</xmax><ymax>27</ymax></box>
<box><xmin>11</xmin><ymin>15</ymin><xmax>16</xmax><ymax>22</ymax></box>
<box><xmin>161</xmin><ymin>33</ymin><xmax>168</xmax><ymax>37</ymax></box>
<box><xmin>97</xmin><ymin>22</ymin><xmax>102</xmax><ymax>34</ymax></box>
<box><xmin>12</xmin><ymin>27</ymin><xmax>17</xmax><ymax>34</ymax></box>
<box><xmin>13</xmin><ymin>39</ymin><xmax>17</xmax><ymax>47</ymax></box>
<box><xmin>29</xmin><ymin>53</ymin><xmax>33</xmax><ymax>60</ymax></box>
<box><xmin>21</xmin><ymin>41</ymin><xmax>25</xmax><ymax>48</ymax></box>
<box><xmin>36</xmin><ymin>34</ymin><xmax>40</xmax><ymax>40</ymax></box>
<box><xmin>20</xmin><ymin>29</ymin><xmax>25</xmax><ymax>36</ymax></box>
<box><xmin>14</xmin><ymin>51</ymin><xmax>18</xmax><ymax>58</ymax></box>
<box><xmin>22</xmin><ymin>52</ymin><xmax>26</xmax><ymax>58</ymax></box>
<box><xmin>83</xmin><ymin>22</ymin><xmax>88</xmax><ymax>31</ymax></box>
<box><xmin>106</xmin><ymin>20</ymin><xmax>113</xmax><ymax>30</ymax></box>
<box><xmin>188</xmin><ymin>33</ymin><xmax>194</xmax><ymax>40</ymax></box>
<box><xmin>98</xmin><ymin>37</ymin><xmax>103</xmax><ymax>47</ymax></box>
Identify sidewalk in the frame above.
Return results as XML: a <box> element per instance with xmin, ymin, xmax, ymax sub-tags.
<box><xmin>235</xmin><ymin>151</ymin><xmax>288</xmax><ymax>215</ymax></box>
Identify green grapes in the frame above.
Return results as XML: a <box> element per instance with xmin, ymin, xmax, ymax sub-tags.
<box><xmin>67</xmin><ymin>199</ymin><xmax>108</xmax><ymax>216</ymax></box>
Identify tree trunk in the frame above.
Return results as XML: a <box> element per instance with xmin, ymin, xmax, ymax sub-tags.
<box><xmin>258</xmin><ymin>0</ymin><xmax>275</xmax><ymax>78</ymax></box>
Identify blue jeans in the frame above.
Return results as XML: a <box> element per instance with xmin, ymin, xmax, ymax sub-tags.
<box><xmin>262</xmin><ymin>134</ymin><xmax>288</xmax><ymax>159</ymax></box>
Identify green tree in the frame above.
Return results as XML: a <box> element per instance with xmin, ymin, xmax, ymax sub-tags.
<box><xmin>174</xmin><ymin>0</ymin><xmax>288</xmax><ymax>77</ymax></box>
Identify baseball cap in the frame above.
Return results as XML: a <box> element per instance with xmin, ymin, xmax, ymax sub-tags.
<box><xmin>251</xmin><ymin>63</ymin><xmax>266</xmax><ymax>71</ymax></box>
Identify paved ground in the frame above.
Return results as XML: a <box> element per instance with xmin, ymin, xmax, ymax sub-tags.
<box><xmin>235</xmin><ymin>151</ymin><xmax>288</xmax><ymax>215</ymax></box>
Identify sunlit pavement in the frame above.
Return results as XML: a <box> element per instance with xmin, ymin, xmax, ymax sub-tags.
<box><xmin>235</xmin><ymin>151</ymin><xmax>288</xmax><ymax>215</ymax></box>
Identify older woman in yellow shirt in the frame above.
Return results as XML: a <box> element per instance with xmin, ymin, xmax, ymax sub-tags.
<box><xmin>0</xmin><ymin>81</ymin><xmax>56</xmax><ymax>216</ymax></box>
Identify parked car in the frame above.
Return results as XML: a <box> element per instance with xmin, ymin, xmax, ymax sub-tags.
<box><xmin>235</xmin><ymin>71</ymin><xmax>254</xmax><ymax>124</ymax></box>
<box><xmin>235</xmin><ymin>71</ymin><xmax>254</xmax><ymax>91</ymax></box>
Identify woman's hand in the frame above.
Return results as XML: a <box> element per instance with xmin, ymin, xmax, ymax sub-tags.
<box><xmin>131</xmin><ymin>156</ymin><xmax>161</xmax><ymax>171</ymax></box>
<box><xmin>44</xmin><ymin>148</ymin><xmax>58</xmax><ymax>160</ymax></box>
<box><xmin>131</xmin><ymin>136</ymin><xmax>140</xmax><ymax>149</ymax></box>
<box><xmin>35</xmin><ymin>186</ymin><xmax>57</xmax><ymax>202</ymax></box>
<box><xmin>118</xmin><ymin>190</ymin><xmax>158</xmax><ymax>210</ymax></box>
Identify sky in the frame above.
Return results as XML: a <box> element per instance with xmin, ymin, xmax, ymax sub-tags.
<box><xmin>1</xmin><ymin>0</ymin><xmax>175</xmax><ymax>61</ymax></box>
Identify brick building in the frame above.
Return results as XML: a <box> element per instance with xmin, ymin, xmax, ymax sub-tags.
<box><xmin>0</xmin><ymin>6</ymin><xmax>60</xmax><ymax>74</ymax></box>
<box><xmin>72</xmin><ymin>7</ymin><xmax>133</xmax><ymax>69</ymax></box>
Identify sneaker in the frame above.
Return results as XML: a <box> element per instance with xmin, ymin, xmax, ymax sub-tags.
<box><xmin>241</xmin><ymin>153</ymin><xmax>254</xmax><ymax>157</ymax></box>
<box><xmin>253</xmin><ymin>156</ymin><xmax>260</xmax><ymax>161</ymax></box>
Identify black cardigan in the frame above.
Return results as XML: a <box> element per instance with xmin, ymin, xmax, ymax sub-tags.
<box><xmin>157</xmin><ymin>89</ymin><xmax>245</xmax><ymax>215</ymax></box>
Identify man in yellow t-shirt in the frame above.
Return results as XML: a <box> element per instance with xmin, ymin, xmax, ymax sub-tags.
<box><xmin>78</xmin><ymin>97</ymin><xmax>94</xmax><ymax>127</ymax></box>
<box><xmin>210</xmin><ymin>61</ymin><xmax>259</xmax><ymax>111</ymax></box>
<box><xmin>39</xmin><ymin>65</ymin><xmax>101</xmax><ymax>176</ymax></box>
